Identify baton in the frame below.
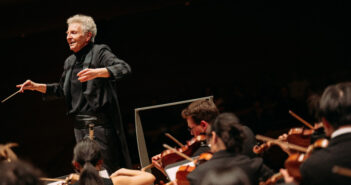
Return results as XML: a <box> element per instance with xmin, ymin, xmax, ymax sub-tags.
<box><xmin>1</xmin><ymin>90</ymin><xmax>21</xmax><ymax>103</ymax></box>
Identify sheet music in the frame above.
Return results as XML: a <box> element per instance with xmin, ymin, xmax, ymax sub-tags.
<box><xmin>164</xmin><ymin>161</ymin><xmax>195</xmax><ymax>181</ymax></box>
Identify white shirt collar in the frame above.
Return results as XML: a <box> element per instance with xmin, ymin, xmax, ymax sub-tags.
<box><xmin>331</xmin><ymin>127</ymin><xmax>351</xmax><ymax>139</ymax></box>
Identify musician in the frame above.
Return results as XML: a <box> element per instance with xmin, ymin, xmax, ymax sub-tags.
<box><xmin>281</xmin><ymin>82</ymin><xmax>351</xmax><ymax>185</ymax></box>
<box><xmin>187</xmin><ymin>113</ymin><xmax>273</xmax><ymax>185</ymax></box>
<box><xmin>16</xmin><ymin>14</ymin><xmax>132</xmax><ymax>174</ymax></box>
<box><xmin>71</xmin><ymin>138</ymin><xmax>113</xmax><ymax>185</ymax></box>
<box><xmin>181</xmin><ymin>99</ymin><xmax>220</xmax><ymax>156</ymax></box>
<box><xmin>0</xmin><ymin>160</ymin><xmax>43</xmax><ymax>185</ymax></box>
<box><xmin>181</xmin><ymin>99</ymin><xmax>257</xmax><ymax>157</ymax></box>
<box><xmin>151</xmin><ymin>99</ymin><xmax>219</xmax><ymax>172</ymax></box>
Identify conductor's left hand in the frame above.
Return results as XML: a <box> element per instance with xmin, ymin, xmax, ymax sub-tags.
<box><xmin>77</xmin><ymin>68</ymin><xmax>110</xmax><ymax>82</ymax></box>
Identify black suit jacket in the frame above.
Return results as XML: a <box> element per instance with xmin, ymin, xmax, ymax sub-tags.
<box><xmin>187</xmin><ymin>150</ymin><xmax>274</xmax><ymax>185</ymax></box>
<box><xmin>300</xmin><ymin>133</ymin><xmax>351</xmax><ymax>185</ymax></box>
<box><xmin>45</xmin><ymin>44</ymin><xmax>132</xmax><ymax>167</ymax></box>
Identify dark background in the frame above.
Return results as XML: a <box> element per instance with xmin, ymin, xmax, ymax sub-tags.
<box><xmin>1</xmin><ymin>0</ymin><xmax>351</xmax><ymax>178</ymax></box>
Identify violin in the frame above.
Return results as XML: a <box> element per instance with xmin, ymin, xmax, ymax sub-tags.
<box><xmin>161</xmin><ymin>134</ymin><xmax>206</xmax><ymax>168</ymax></box>
<box><xmin>254</xmin><ymin>111</ymin><xmax>325</xmax><ymax>155</ymax></box>
<box><xmin>286</xmin><ymin>127</ymin><xmax>314</xmax><ymax>147</ymax></box>
<box><xmin>261</xmin><ymin>138</ymin><xmax>329</xmax><ymax>185</ymax></box>
<box><xmin>259</xmin><ymin>173</ymin><xmax>283</xmax><ymax>185</ymax></box>
<box><xmin>172</xmin><ymin>152</ymin><xmax>213</xmax><ymax>185</ymax></box>
<box><xmin>253</xmin><ymin>124</ymin><xmax>324</xmax><ymax>155</ymax></box>
<box><xmin>286</xmin><ymin>111</ymin><xmax>324</xmax><ymax>148</ymax></box>
<box><xmin>148</xmin><ymin>134</ymin><xmax>207</xmax><ymax>185</ymax></box>
<box><xmin>282</xmin><ymin>138</ymin><xmax>328</xmax><ymax>181</ymax></box>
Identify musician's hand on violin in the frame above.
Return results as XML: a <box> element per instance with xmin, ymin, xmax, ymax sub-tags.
<box><xmin>278</xmin><ymin>133</ymin><xmax>288</xmax><ymax>141</ymax></box>
<box><xmin>16</xmin><ymin>79</ymin><xmax>46</xmax><ymax>93</ymax></box>
<box><xmin>280</xmin><ymin>169</ymin><xmax>297</xmax><ymax>184</ymax></box>
<box><xmin>277</xmin><ymin>134</ymin><xmax>294</xmax><ymax>155</ymax></box>
<box><xmin>152</xmin><ymin>154</ymin><xmax>161</xmax><ymax>162</ymax></box>
<box><xmin>151</xmin><ymin>154</ymin><xmax>166</xmax><ymax>175</ymax></box>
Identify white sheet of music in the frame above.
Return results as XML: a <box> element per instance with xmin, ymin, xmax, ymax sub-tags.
<box><xmin>165</xmin><ymin>161</ymin><xmax>195</xmax><ymax>181</ymax></box>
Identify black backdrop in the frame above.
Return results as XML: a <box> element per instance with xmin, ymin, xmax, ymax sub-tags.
<box><xmin>1</xmin><ymin>0</ymin><xmax>351</xmax><ymax>177</ymax></box>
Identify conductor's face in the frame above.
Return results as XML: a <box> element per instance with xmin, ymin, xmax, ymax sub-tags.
<box><xmin>66</xmin><ymin>23</ymin><xmax>92</xmax><ymax>53</ymax></box>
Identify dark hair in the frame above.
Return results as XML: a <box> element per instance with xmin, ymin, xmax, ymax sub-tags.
<box><xmin>0</xmin><ymin>160</ymin><xmax>43</xmax><ymax>185</ymax></box>
<box><xmin>319</xmin><ymin>82</ymin><xmax>351</xmax><ymax>129</ymax></box>
<box><xmin>199</xmin><ymin>166</ymin><xmax>251</xmax><ymax>185</ymax></box>
<box><xmin>307</xmin><ymin>94</ymin><xmax>321</xmax><ymax>121</ymax></box>
<box><xmin>210</xmin><ymin>113</ymin><xmax>244</xmax><ymax>153</ymax></box>
<box><xmin>181</xmin><ymin>99</ymin><xmax>219</xmax><ymax>125</ymax></box>
<box><xmin>73</xmin><ymin>138</ymin><xmax>103</xmax><ymax>185</ymax></box>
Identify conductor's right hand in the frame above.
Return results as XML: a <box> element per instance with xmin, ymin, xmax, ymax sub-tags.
<box><xmin>16</xmin><ymin>80</ymin><xmax>46</xmax><ymax>93</ymax></box>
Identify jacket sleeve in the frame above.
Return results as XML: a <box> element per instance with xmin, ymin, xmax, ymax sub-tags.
<box><xmin>43</xmin><ymin>58</ymin><xmax>71</xmax><ymax>100</ymax></box>
<box><xmin>97</xmin><ymin>48</ymin><xmax>131</xmax><ymax>81</ymax></box>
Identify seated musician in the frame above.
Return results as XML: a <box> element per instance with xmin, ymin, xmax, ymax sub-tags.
<box><xmin>187</xmin><ymin>112</ymin><xmax>274</xmax><ymax>185</ymax></box>
<box><xmin>152</xmin><ymin>99</ymin><xmax>219</xmax><ymax>172</ymax></box>
<box><xmin>70</xmin><ymin>137</ymin><xmax>113</xmax><ymax>185</ymax></box>
<box><xmin>281</xmin><ymin>82</ymin><xmax>351</xmax><ymax>185</ymax></box>
<box><xmin>71</xmin><ymin>138</ymin><xmax>155</xmax><ymax>185</ymax></box>
<box><xmin>152</xmin><ymin>99</ymin><xmax>257</xmax><ymax>173</ymax></box>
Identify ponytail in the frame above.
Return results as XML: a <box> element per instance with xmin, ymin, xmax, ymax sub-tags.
<box><xmin>73</xmin><ymin>138</ymin><xmax>104</xmax><ymax>185</ymax></box>
<box><xmin>79</xmin><ymin>162</ymin><xmax>103</xmax><ymax>185</ymax></box>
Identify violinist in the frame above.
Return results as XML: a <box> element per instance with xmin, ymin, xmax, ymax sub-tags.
<box><xmin>281</xmin><ymin>82</ymin><xmax>351</xmax><ymax>185</ymax></box>
<box><xmin>187</xmin><ymin>113</ymin><xmax>274</xmax><ymax>185</ymax></box>
<box><xmin>152</xmin><ymin>99</ymin><xmax>219</xmax><ymax>172</ymax></box>
<box><xmin>71</xmin><ymin>137</ymin><xmax>113</xmax><ymax>185</ymax></box>
<box><xmin>72</xmin><ymin>138</ymin><xmax>155</xmax><ymax>185</ymax></box>
<box><xmin>182</xmin><ymin>99</ymin><xmax>257</xmax><ymax>158</ymax></box>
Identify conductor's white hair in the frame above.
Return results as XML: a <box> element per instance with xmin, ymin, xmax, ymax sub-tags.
<box><xmin>67</xmin><ymin>14</ymin><xmax>97</xmax><ymax>43</ymax></box>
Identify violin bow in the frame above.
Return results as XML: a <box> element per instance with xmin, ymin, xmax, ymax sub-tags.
<box><xmin>289</xmin><ymin>110</ymin><xmax>314</xmax><ymax>129</ymax></box>
<box><xmin>163</xmin><ymin>144</ymin><xmax>194</xmax><ymax>162</ymax></box>
<box><xmin>165</xmin><ymin>133</ymin><xmax>184</xmax><ymax>148</ymax></box>
<box><xmin>40</xmin><ymin>174</ymin><xmax>79</xmax><ymax>184</ymax></box>
<box><xmin>333</xmin><ymin>166</ymin><xmax>351</xmax><ymax>177</ymax></box>
<box><xmin>40</xmin><ymin>177</ymin><xmax>65</xmax><ymax>182</ymax></box>
<box><xmin>256</xmin><ymin>135</ymin><xmax>308</xmax><ymax>153</ymax></box>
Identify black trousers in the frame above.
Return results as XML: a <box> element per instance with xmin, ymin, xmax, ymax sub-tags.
<box><xmin>74</xmin><ymin>125</ymin><xmax>123</xmax><ymax>175</ymax></box>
